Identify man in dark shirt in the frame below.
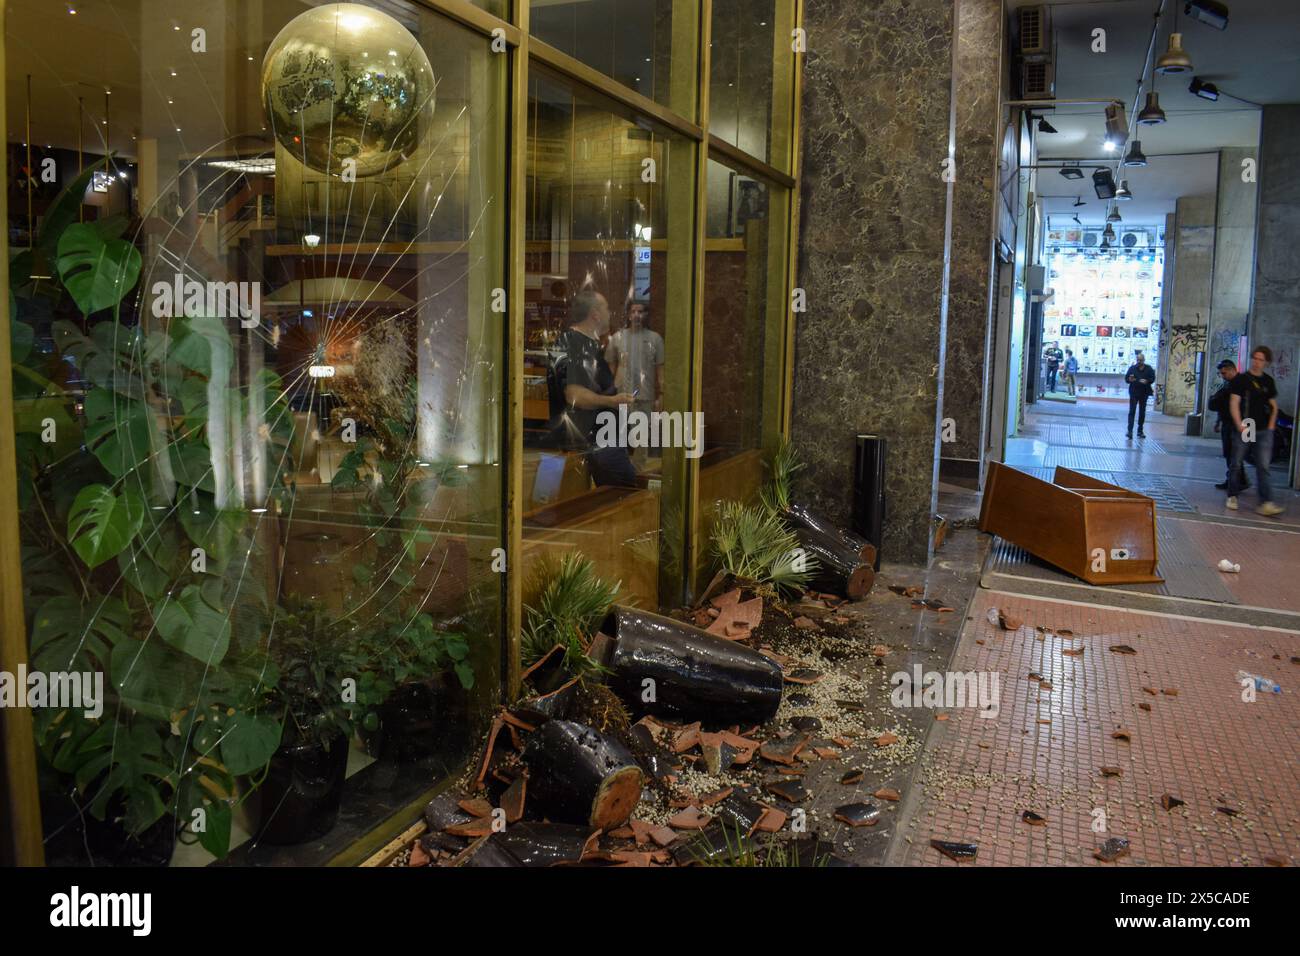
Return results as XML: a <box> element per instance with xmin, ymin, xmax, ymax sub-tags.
<box><xmin>1043</xmin><ymin>342</ymin><xmax>1064</xmax><ymax>394</ymax></box>
<box><xmin>1208</xmin><ymin>359</ymin><xmax>1247</xmax><ymax>491</ymax></box>
<box><xmin>1226</xmin><ymin>345</ymin><xmax>1283</xmax><ymax>516</ymax></box>
<box><xmin>1124</xmin><ymin>351</ymin><xmax>1156</xmax><ymax>439</ymax></box>
<box><xmin>549</xmin><ymin>290</ymin><xmax>638</xmax><ymax>487</ymax></box>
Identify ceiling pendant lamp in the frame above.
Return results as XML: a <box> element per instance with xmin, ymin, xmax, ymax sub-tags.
<box><xmin>1124</xmin><ymin>140</ymin><xmax>1148</xmax><ymax>167</ymax></box>
<box><xmin>1137</xmin><ymin>91</ymin><xmax>1167</xmax><ymax>125</ymax></box>
<box><xmin>1103</xmin><ymin>222</ymin><xmax>1116</xmax><ymax>240</ymax></box>
<box><xmin>1156</xmin><ymin>32</ymin><xmax>1193</xmax><ymax>74</ymax></box>
<box><xmin>1107</xmin><ymin>204</ymin><xmax>1122</xmax><ymax>223</ymax></box>
<box><xmin>1115</xmin><ymin>179</ymin><xmax>1134</xmax><ymax>201</ymax></box>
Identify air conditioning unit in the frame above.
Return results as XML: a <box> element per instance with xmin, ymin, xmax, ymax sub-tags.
<box><xmin>1020</xmin><ymin>58</ymin><xmax>1056</xmax><ymax>99</ymax></box>
<box><xmin>1018</xmin><ymin>5</ymin><xmax>1053</xmax><ymax>58</ymax></box>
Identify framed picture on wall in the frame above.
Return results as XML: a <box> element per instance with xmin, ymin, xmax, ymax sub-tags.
<box><xmin>729</xmin><ymin>174</ymin><xmax>767</xmax><ymax>236</ymax></box>
<box><xmin>1097</xmin><ymin>326</ymin><xmax>1113</xmax><ymax>337</ymax></box>
<box><xmin>1061</xmin><ymin>323</ymin><xmax>1077</xmax><ymax>336</ymax></box>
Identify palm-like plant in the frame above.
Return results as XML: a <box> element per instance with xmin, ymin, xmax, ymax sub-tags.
<box><xmin>522</xmin><ymin>554</ymin><xmax>620</xmax><ymax>678</ymax></box>
<box><xmin>710</xmin><ymin>500</ymin><xmax>813</xmax><ymax>596</ymax></box>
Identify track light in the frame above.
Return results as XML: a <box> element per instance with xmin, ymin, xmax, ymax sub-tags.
<box><xmin>1189</xmin><ymin>76</ymin><xmax>1220</xmax><ymax>101</ymax></box>
<box><xmin>1073</xmin><ymin>196</ymin><xmax>1087</xmax><ymax>207</ymax></box>
<box><xmin>1156</xmin><ymin>33</ymin><xmax>1193</xmax><ymax>74</ymax></box>
<box><xmin>1124</xmin><ymin>140</ymin><xmax>1148</xmax><ymax>167</ymax></box>
<box><xmin>1115</xmin><ymin>179</ymin><xmax>1133</xmax><ymax>201</ymax></box>
<box><xmin>1093</xmin><ymin>168</ymin><xmax>1117</xmax><ymax>199</ymax></box>
<box><xmin>1184</xmin><ymin>0</ymin><xmax>1229</xmax><ymax>31</ymax></box>
<box><xmin>1137</xmin><ymin>91</ymin><xmax>1167</xmax><ymax>125</ymax></box>
<box><xmin>1033</xmin><ymin>114</ymin><xmax>1058</xmax><ymax>134</ymax></box>
<box><xmin>1059</xmin><ymin>166</ymin><xmax>1085</xmax><ymax>181</ymax></box>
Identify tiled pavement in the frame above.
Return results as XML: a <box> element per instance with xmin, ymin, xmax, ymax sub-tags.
<box><xmin>897</xmin><ymin>591</ymin><xmax>1300</xmax><ymax>867</ymax></box>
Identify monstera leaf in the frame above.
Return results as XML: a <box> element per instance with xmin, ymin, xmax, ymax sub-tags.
<box><xmin>56</xmin><ymin>222</ymin><xmax>142</xmax><ymax>317</ymax></box>
<box><xmin>68</xmin><ymin>484</ymin><xmax>146</xmax><ymax>569</ymax></box>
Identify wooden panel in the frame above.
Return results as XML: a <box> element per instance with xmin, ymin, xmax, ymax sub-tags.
<box><xmin>1082</xmin><ymin>497</ymin><xmax>1162</xmax><ymax>584</ymax></box>
<box><xmin>693</xmin><ymin>448</ymin><xmax>765</xmax><ymax>592</ymax></box>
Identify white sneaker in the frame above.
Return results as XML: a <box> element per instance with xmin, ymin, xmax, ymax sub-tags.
<box><xmin>1256</xmin><ymin>501</ymin><xmax>1284</xmax><ymax>517</ymax></box>
<box><xmin>1226</xmin><ymin>496</ymin><xmax>1238</xmax><ymax>510</ymax></box>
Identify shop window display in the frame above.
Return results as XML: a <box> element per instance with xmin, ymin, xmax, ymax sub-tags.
<box><xmin>5</xmin><ymin>0</ymin><xmax>505</xmax><ymax>865</ymax></box>
<box><xmin>1042</xmin><ymin>228</ymin><xmax>1165</xmax><ymax>400</ymax></box>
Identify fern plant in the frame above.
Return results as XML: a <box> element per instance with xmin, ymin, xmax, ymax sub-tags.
<box><xmin>522</xmin><ymin>554</ymin><xmax>620</xmax><ymax>679</ymax></box>
<box><xmin>710</xmin><ymin>500</ymin><xmax>813</xmax><ymax>596</ymax></box>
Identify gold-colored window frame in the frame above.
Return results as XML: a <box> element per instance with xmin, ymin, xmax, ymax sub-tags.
<box><xmin>0</xmin><ymin>0</ymin><xmax>804</xmax><ymax>867</ymax></box>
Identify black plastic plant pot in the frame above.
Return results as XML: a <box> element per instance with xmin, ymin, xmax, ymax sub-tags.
<box><xmin>46</xmin><ymin>789</ymin><xmax>179</xmax><ymax>866</ymax></box>
<box><xmin>602</xmin><ymin>606</ymin><xmax>784</xmax><ymax>726</ymax></box>
<box><xmin>255</xmin><ymin>730</ymin><xmax>349</xmax><ymax>846</ymax></box>
<box><xmin>378</xmin><ymin>677</ymin><xmax>470</xmax><ymax>763</ymax></box>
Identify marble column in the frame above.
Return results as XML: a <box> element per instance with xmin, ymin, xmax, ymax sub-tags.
<box><xmin>944</xmin><ymin>0</ymin><xmax>1003</xmax><ymax>474</ymax></box>
<box><xmin>1251</xmin><ymin>105</ymin><xmax>1300</xmax><ymax>425</ymax></box>
<box><xmin>1201</xmin><ymin>146</ymin><xmax>1258</xmax><ymax>423</ymax></box>
<box><xmin>1158</xmin><ymin>194</ymin><xmax>1215</xmax><ymax>418</ymax></box>
<box><xmin>792</xmin><ymin>0</ymin><xmax>958</xmax><ymax>565</ymax></box>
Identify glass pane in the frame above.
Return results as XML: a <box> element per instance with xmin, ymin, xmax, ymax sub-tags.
<box><xmin>530</xmin><ymin>0</ymin><xmax>696</xmax><ymax>119</ymax></box>
<box><xmin>6</xmin><ymin>0</ymin><xmax>505</xmax><ymax>865</ymax></box>
<box><xmin>523</xmin><ymin>70</ymin><xmax>696</xmax><ymax>610</ymax></box>
<box><xmin>698</xmin><ymin>157</ymin><xmax>787</xmax><ymax>587</ymax></box>
<box><xmin>709</xmin><ymin>0</ymin><xmax>780</xmax><ymax>166</ymax></box>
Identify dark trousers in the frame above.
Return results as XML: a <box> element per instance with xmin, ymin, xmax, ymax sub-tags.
<box><xmin>1127</xmin><ymin>394</ymin><xmax>1147</xmax><ymax>434</ymax></box>
<box><xmin>1046</xmin><ymin>366</ymin><xmax>1058</xmax><ymax>393</ymax></box>
<box><xmin>586</xmin><ymin>445</ymin><xmax>639</xmax><ymax>488</ymax></box>
<box><xmin>1220</xmin><ymin>422</ymin><xmax>1248</xmax><ymax>486</ymax></box>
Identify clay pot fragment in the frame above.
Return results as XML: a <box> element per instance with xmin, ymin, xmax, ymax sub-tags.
<box><xmin>930</xmin><ymin>839</ymin><xmax>978</xmax><ymax>862</ymax></box>
<box><xmin>1094</xmin><ymin>837</ymin><xmax>1131</xmax><ymax>862</ymax></box>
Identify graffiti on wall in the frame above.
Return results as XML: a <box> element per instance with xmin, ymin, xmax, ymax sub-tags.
<box><xmin>1164</xmin><ymin>323</ymin><xmax>1206</xmax><ymax>415</ymax></box>
<box><xmin>1210</xmin><ymin>326</ymin><xmax>1243</xmax><ymax>368</ymax></box>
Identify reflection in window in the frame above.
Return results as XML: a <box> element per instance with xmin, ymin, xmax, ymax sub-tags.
<box><xmin>523</xmin><ymin>72</ymin><xmax>693</xmax><ymax>609</ymax></box>
<box><xmin>7</xmin><ymin>0</ymin><xmax>504</xmax><ymax>865</ymax></box>
<box><xmin>709</xmin><ymin>0</ymin><xmax>779</xmax><ymax>165</ymax></box>
<box><xmin>530</xmin><ymin>0</ymin><xmax>692</xmax><ymax>117</ymax></box>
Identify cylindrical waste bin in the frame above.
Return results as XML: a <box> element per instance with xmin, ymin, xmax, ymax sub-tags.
<box><xmin>852</xmin><ymin>434</ymin><xmax>885</xmax><ymax>571</ymax></box>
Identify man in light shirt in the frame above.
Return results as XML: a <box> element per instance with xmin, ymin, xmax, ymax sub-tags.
<box><xmin>606</xmin><ymin>302</ymin><xmax>665</xmax><ymax>465</ymax></box>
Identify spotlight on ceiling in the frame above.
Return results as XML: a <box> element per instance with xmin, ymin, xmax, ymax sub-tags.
<box><xmin>1059</xmin><ymin>166</ymin><xmax>1085</xmax><ymax>181</ymax></box>
<box><xmin>1037</xmin><ymin>116</ymin><xmax>1058</xmax><ymax>134</ymax></box>
<box><xmin>1093</xmin><ymin>168</ymin><xmax>1117</xmax><ymax>199</ymax></box>
<box><xmin>1107</xmin><ymin>204</ymin><xmax>1122</xmax><ymax>223</ymax></box>
<box><xmin>1184</xmin><ymin>0</ymin><xmax>1229</xmax><ymax>31</ymax></box>
<box><xmin>1104</xmin><ymin>139</ymin><xmax>1117</xmax><ymax>152</ymax></box>
<box><xmin>1189</xmin><ymin>76</ymin><xmax>1220</xmax><ymax>101</ymax></box>
<box><xmin>1115</xmin><ymin>179</ymin><xmax>1134</xmax><ymax>201</ymax></box>
<box><xmin>1103</xmin><ymin>222</ymin><xmax>1117</xmax><ymax>240</ymax></box>
<box><xmin>1137</xmin><ymin>91</ymin><xmax>1167</xmax><ymax>125</ymax></box>
<box><xmin>1104</xmin><ymin>103</ymin><xmax>1129</xmax><ymax>147</ymax></box>
<box><xmin>1073</xmin><ymin>196</ymin><xmax>1087</xmax><ymax>207</ymax></box>
<box><xmin>1156</xmin><ymin>32</ymin><xmax>1194</xmax><ymax>74</ymax></box>
<box><xmin>1124</xmin><ymin>140</ymin><xmax>1148</xmax><ymax>167</ymax></box>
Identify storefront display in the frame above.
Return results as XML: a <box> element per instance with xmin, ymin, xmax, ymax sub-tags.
<box><xmin>1042</xmin><ymin>230</ymin><xmax>1165</xmax><ymax>399</ymax></box>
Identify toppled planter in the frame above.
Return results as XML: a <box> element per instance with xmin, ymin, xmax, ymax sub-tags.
<box><xmin>523</xmin><ymin>719</ymin><xmax>643</xmax><ymax>830</ymax></box>
<box><xmin>784</xmin><ymin>503</ymin><xmax>877</xmax><ymax>566</ymax></box>
<box><xmin>794</xmin><ymin>528</ymin><xmax>875</xmax><ymax>600</ymax></box>
<box><xmin>602</xmin><ymin>606</ymin><xmax>784</xmax><ymax>726</ymax></box>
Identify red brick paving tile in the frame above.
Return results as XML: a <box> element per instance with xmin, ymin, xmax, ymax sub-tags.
<box><xmin>901</xmin><ymin>591</ymin><xmax>1300</xmax><ymax>866</ymax></box>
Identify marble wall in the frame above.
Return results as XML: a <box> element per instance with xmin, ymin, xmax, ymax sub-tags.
<box><xmin>792</xmin><ymin>0</ymin><xmax>959</xmax><ymax>565</ymax></box>
<box><xmin>1252</xmin><ymin>105</ymin><xmax>1300</xmax><ymax>425</ymax></box>
<box><xmin>945</xmin><ymin>0</ymin><xmax>1003</xmax><ymax>466</ymax></box>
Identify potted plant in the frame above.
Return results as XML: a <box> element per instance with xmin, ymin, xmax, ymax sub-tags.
<box><xmin>254</xmin><ymin>602</ymin><xmax>356</xmax><ymax>846</ymax></box>
<box><xmin>11</xmin><ymin>165</ymin><xmax>287</xmax><ymax>862</ymax></box>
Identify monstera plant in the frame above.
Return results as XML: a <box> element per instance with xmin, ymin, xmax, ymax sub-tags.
<box><xmin>10</xmin><ymin>165</ymin><xmax>289</xmax><ymax>861</ymax></box>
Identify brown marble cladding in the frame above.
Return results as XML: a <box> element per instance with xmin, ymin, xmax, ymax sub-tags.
<box><xmin>946</xmin><ymin>0</ymin><xmax>1002</xmax><ymax>462</ymax></box>
<box><xmin>792</xmin><ymin>0</ymin><xmax>957</xmax><ymax>564</ymax></box>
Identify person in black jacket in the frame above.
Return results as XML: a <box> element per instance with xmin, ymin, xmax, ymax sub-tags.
<box><xmin>1209</xmin><ymin>359</ymin><xmax>1247</xmax><ymax>490</ymax></box>
<box><xmin>1124</xmin><ymin>351</ymin><xmax>1156</xmax><ymax>439</ymax></box>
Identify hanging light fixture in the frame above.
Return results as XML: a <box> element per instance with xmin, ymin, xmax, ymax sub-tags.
<box><xmin>1156</xmin><ymin>33</ymin><xmax>1193</xmax><ymax>74</ymax></box>
<box><xmin>1138</xmin><ymin>91</ymin><xmax>1167</xmax><ymax>125</ymax></box>
<box><xmin>1115</xmin><ymin>179</ymin><xmax>1134</xmax><ymax>201</ymax></box>
<box><xmin>1107</xmin><ymin>204</ymin><xmax>1122</xmax><ymax>223</ymax></box>
<box><xmin>1124</xmin><ymin>140</ymin><xmax>1148</xmax><ymax>167</ymax></box>
<box><xmin>1103</xmin><ymin>222</ymin><xmax>1116</xmax><ymax>240</ymax></box>
<box><xmin>1104</xmin><ymin>102</ymin><xmax>1129</xmax><ymax>148</ymax></box>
